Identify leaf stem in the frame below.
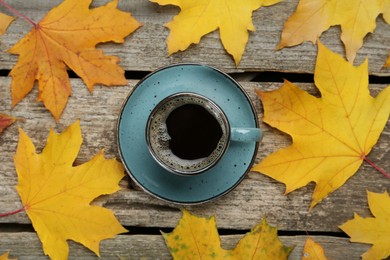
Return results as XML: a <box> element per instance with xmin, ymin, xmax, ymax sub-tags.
<box><xmin>0</xmin><ymin>207</ymin><xmax>25</xmax><ymax>217</ymax></box>
<box><xmin>364</xmin><ymin>157</ymin><xmax>390</xmax><ymax>179</ymax></box>
<box><xmin>0</xmin><ymin>0</ymin><xmax>36</xmax><ymax>26</ymax></box>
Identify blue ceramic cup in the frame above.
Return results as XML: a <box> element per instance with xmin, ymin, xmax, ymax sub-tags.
<box><xmin>118</xmin><ymin>63</ymin><xmax>263</xmax><ymax>204</ymax></box>
<box><xmin>146</xmin><ymin>92</ymin><xmax>262</xmax><ymax>175</ymax></box>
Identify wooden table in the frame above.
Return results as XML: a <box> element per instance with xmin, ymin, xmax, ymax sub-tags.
<box><xmin>1</xmin><ymin>0</ymin><xmax>389</xmax><ymax>259</ymax></box>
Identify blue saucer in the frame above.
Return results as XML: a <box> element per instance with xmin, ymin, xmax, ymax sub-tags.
<box><xmin>117</xmin><ymin>64</ymin><xmax>259</xmax><ymax>204</ymax></box>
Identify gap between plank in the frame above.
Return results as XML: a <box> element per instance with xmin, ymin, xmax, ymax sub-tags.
<box><xmin>1</xmin><ymin>69</ymin><xmax>389</xmax><ymax>84</ymax></box>
<box><xmin>0</xmin><ymin>223</ymin><xmax>348</xmax><ymax>238</ymax></box>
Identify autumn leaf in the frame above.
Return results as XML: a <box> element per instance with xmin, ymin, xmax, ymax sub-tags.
<box><xmin>0</xmin><ymin>253</ymin><xmax>5</xmax><ymax>260</ymax></box>
<box><xmin>384</xmin><ymin>1</ymin><xmax>390</xmax><ymax>67</ymax></box>
<box><xmin>150</xmin><ymin>0</ymin><xmax>281</xmax><ymax>65</ymax></box>
<box><xmin>339</xmin><ymin>191</ymin><xmax>390</xmax><ymax>260</ymax></box>
<box><xmin>162</xmin><ymin>209</ymin><xmax>226</xmax><ymax>258</ymax></box>
<box><xmin>229</xmin><ymin>218</ymin><xmax>293</xmax><ymax>259</ymax></box>
<box><xmin>162</xmin><ymin>209</ymin><xmax>292</xmax><ymax>259</ymax></box>
<box><xmin>252</xmin><ymin>41</ymin><xmax>390</xmax><ymax>209</ymax></box>
<box><xmin>0</xmin><ymin>252</ymin><xmax>16</xmax><ymax>260</ymax></box>
<box><xmin>9</xmin><ymin>0</ymin><xmax>141</xmax><ymax>121</ymax></box>
<box><xmin>0</xmin><ymin>113</ymin><xmax>17</xmax><ymax>134</ymax></box>
<box><xmin>277</xmin><ymin>0</ymin><xmax>390</xmax><ymax>62</ymax></box>
<box><xmin>302</xmin><ymin>238</ymin><xmax>328</xmax><ymax>260</ymax></box>
<box><xmin>385</xmin><ymin>56</ymin><xmax>390</xmax><ymax>67</ymax></box>
<box><xmin>0</xmin><ymin>12</ymin><xmax>13</xmax><ymax>35</ymax></box>
<box><xmin>14</xmin><ymin>120</ymin><xmax>127</xmax><ymax>259</ymax></box>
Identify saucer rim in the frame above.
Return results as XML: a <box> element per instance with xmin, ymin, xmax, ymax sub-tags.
<box><xmin>117</xmin><ymin>63</ymin><xmax>260</xmax><ymax>205</ymax></box>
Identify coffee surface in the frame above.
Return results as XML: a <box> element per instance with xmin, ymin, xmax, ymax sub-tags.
<box><xmin>166</xmin><ymin>104</ymin><xmax>223</xmax><ymax>160</ymax></box>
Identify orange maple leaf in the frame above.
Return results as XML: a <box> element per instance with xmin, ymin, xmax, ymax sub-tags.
<box><xmin>252</xmin><ymin>42</ymin><xmax>390</xmax><ymax>209</ymax></box>
<box><xmin>277</xmin><ymin>0</ymin><xmax>390</xmax><ymax>63</ymax></box>
<box><xmin>162</xmin><ymin>209</ymin><xmax>292</xmax><ymax>259</ymax></box>
<box><xmin>9</xmin><ymin>0</ymin><xmax>141</xmax><ymax>121</ymax></box>
<box><xmin>150</xmin><ymin>0</ymin><xmax>281</xmax><ymax>65</ymax></box>
<box><xmin>14</xmin><ymin>121</ymin><xmax>127</xmax><ymax>259</ymax></box>
<box><xmin>0</xmin><ymin>113</ymin><xmax>17</xmax><ymax>134</ymax></box>
<box><xmin>0</xmin><ymin>12</ymin><xmax>13</xmax><ymax>35</ymax></box>
<box><xmin>339</xmin><ymin>191</ymin><xmax>390</xmax><ymax>260</ymax></box>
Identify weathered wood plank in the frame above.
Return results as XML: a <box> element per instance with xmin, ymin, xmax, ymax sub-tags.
<box><xmin>1</xmin><ymin>77</ymin><xmax>388</xmax><ymax>232</ymax></box>
<box><xmin>0</xmin><ymin>232</ymin><xmax>369</xmax><ymax>259</ymax></box>
<box><xmin>1</xmin><ymin>1</ymin><xmax>388</xmax><ymax>258</ymax></box>
<box><xmin>1</xmin><ymin>0</ymin><xmax>390</xmax><ymax>75</ymax></box>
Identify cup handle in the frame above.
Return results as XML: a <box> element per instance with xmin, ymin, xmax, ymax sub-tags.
<box><xmin>230</xmin><ymin>128</ymin><xmax>263</xmax><ymax>142</ymax></box>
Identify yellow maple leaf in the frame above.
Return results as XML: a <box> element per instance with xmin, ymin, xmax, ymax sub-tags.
<box><xmin>277</xmin><ymin>0</ymin><xmax>389</xmax><ymax>62</ymax></box>
<box><xmin>14</xmin><ymin>120</ymin><xmax>127</xmax><ymax>259</ymax></box>
<box><xmin>385</xmin><ymin>56</ymin><xmax>390</xmax><ymax>67</ymax></box>
<box><xmin>0</xmin><ymin>253</ymin><xmax>5</xmax><ymax>260</ymax></box>
<box><xmin>302</xmin><ymin>238</ymin><xmax>328</xmax><ymax>260</ymax></box>
<box><xmin>0</xmin><ymin>252</ymin><xmax>16</xmax><ymax>260</ymax></box>
<box><xmin>150</xmin><ymin>0</ymin><xmax>281</xmax><ymax>65</ymax></box>
<box><xmin>162</xmin><ymin>209</ymin><xmax>226</xmax><ymax>258</ymax></box>
<box><xmin>0</xmin><ymin>12</ymin><xmax>13</xmax><ymax>35</ymax></box>
<box><xmin>339</xmin><ymin>191</ymin><xmax>390</xmax><ymax>260</ymax></box>
<box><xmin>9</xmin><ymin>0</ymin><xmax>141</xmax><ymax>121</ymax></box>
<box><xmin>230</xmin><ymin>218</ymin><xmax>293</xmax><ymax>259</ymax></box>
<box><xmin>162</xmin><ymin>209</ymin><xmax>292</xmax><ymax>259</ymax></box>
<box><xmin>252</xmin><ymin>41</ymin><xmax>390</xmax><ymax>209</ymax></box>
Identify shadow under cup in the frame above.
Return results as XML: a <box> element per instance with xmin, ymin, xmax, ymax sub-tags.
<box><xmin>146</xmin><ymin>92</ymin><xmax>230</xmax><ymax>175</ymax></box>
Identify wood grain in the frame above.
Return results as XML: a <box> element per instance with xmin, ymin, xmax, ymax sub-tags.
<box><xmin>0</xmin><ymin>232</ymin><xmax>370</xmax><ymax>259</ymax></box>
<box><xmin>0</xmin><ymin>0</ymin><xmax>389</xmax><ymax>258</ymax></box>
<box><xmin>1</xmin><ymin>78</ymin><xmax>388</xmax><ymax>232</ymax></box>
<box><xmin>0</xmin><ymin>0</ymin><xmax>390</xmax><ymax>75</ymax></box>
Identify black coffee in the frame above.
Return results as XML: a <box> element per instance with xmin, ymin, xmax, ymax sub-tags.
<box><xmin>166</xmin><ymin>104</ymin><xmax>223</xmax><ymax>160</ymax></box>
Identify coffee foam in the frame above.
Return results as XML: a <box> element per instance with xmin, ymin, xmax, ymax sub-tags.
<box><xmin>148</xmin><ymin>94</ymin><xmax>229</xmax><ymax>174</ymax></box>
